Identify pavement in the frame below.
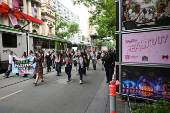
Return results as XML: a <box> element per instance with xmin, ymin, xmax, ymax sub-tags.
<box><xmin>0</xmin><ymin>64</ymin><xmax>130</xmax><ymax>113</ymax></box>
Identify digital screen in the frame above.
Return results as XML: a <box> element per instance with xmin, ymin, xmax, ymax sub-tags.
<box><xmin>122</xmin><ymin>66</ymin><xmax>170</xmax><ymax>99</ymax></box>
<box><xmin>122</xmin><ymin>30</ymin><xmax>170</xmax><ymax>64</ymax></box>
<box><xmin>122</xmin><ymin>0</ymin><xmax>170</xmax><ymax>30</ymax></box>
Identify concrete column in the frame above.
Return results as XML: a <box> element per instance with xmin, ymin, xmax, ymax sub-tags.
<box><xmin>8</xmin><ymin>0</ymin><xmax>12</xmax><ymax>8</ymax></box>
<box><xmin>28</xmin><ymin>22</ymin><xmax>33</xmax><ymax>32</ymax></box>
<box><xmin>27</xmin><ymin>0</ymin><xmax>32</xmax><ymax>16</ymax></box>
<box><xmin>36</xmin><ymin>3</ymin><xmax>41</xmax><ymax>19</ymax></box>
<box><xmin>42</xmin><ymin>19</ymin><xmax>48</xmax><ymax>35</ymax></box>
<box><xmin>23</xmin><ymin>0</ymin><xmax>27</xmax><ymax>14</ymax></box>
<box><xmin>39</xmin><ymin>24</ymin><xmax>42</xmax><ymax>34</ymax></box>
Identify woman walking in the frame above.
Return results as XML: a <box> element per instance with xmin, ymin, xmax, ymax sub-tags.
<box><xmin>77</xmin><ymin>52</ymin><xmax>84</xmax><ymax>84</ymax></box>
<box><xmin>30</xmin><ymin>52</ymin><xmax>44</xmax><ymax>86</ymax></box>
<box><xmin>45</xmin><ymin>50</ymin><xmax>52</xmax><ymax>73</ymax></box>
<box><xmin>73</xmin><ymin>51</ymin><xmax>79</xmax><ymax>75</ymax></box>
<box><xmin>64</xmin><ymin>54</ymin><xmax>72</xmax><ymax>82</ymax></box>
<box><xmin>55</xmin><ymin>53</ymin><xmax>61</xmax><ymax>76</ymax></box>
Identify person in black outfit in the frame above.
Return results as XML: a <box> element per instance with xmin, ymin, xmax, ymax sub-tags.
<box><xmin>103</xmin><ymin>50</ymin><xmax>116</xmax><ymax>83</ymax></box>
<box><xmin>45</xmin><ymin>50</ymin><xmax>52</xmax><ymax>72</ymax></box>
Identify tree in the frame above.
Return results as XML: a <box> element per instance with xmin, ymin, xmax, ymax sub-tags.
<box><xmin>73</xmin><ymin>0</ymin><xmax>116</xmax><ymax>39</ymax></box>
<box><xmin>82</xmin><ymin>35</ymin><xmax>86</xmax><ymax>41</ymax></box>
<box><xmin>55</xmin><ymin>14</ymin><xmax>69</xmax><ymax>38</ymax></box>
<box><xmin>68</xmin><ymin>22</ymin><xmax>80</xmax><ymax>38</ymax></box>
<box><xmin>94</xmin><ymin>39</ymin><xmax>116</xmax><ymax>50</ymax></box>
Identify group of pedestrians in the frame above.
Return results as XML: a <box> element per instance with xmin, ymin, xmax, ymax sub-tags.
<box><xmin>3</xmin><ymin>49</ymin><xmax>116</xmax><ymax>86</ymax></box>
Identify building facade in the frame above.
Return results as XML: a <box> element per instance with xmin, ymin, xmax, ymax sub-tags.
<box><xmin>0</xmin><ymin>0</ymin><xmax>55</xmax><ymax>36</ymax></box>
<box><xmin>55</xmin><ymin>0</ymin><xmax>79</xmax><ymax>24</ymax></box>
<box><xmin>87</xmin><ymin>6</ymin><xmax>97</xmax><ymax>41</ymax></box>
<box><xmin>41</xmin><ymin>0</ymin><xmax>56</xmax><ymax>35</ymax></box>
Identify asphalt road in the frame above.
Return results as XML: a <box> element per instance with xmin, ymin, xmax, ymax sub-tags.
<box><xmin>0</xmin><ymin>63</ymin><xmax>107</xmax><ymax>113</ymax></box>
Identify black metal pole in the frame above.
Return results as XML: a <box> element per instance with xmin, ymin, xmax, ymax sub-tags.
<box><xmin>26</xmin><ymin>33</ymin><xmax>29</xmax><ymax>56</ymax></box>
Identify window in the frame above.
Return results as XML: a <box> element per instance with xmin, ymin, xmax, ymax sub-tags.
<box><xmin>2</xmin><ymin>32</ymin><xmax>17</xmax><ymax>48</ymax></box>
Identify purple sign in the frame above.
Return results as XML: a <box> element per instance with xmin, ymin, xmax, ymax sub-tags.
<box><xmin>122</xmin><ymin>30</ymin><xmax>170</xmax><ymax>64</ymax></box>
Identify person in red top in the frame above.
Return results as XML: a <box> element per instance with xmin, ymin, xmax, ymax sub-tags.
<box><xmin>55</xmin><ymin>53</ymin><xmax>61</xmax><ymax>76</ymax></box>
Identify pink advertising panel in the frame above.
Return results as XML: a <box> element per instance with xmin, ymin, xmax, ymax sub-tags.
<box><xmin>122</xmin><ymin>30</ymin><xmax>170</xmax><ymax>64</ymax></box>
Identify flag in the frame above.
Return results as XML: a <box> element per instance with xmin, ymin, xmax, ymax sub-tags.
<box><xmin>12</xmin><ymin>0</ymin><xmax>20</xmax><ymax>8</ymax></box>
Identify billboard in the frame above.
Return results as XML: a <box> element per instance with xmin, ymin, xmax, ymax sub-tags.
<box><xmin>122</xmin><ymin>0</ymin><xmax>170</xmax><ymax>30</ymax></box>
<box><xmin>122</xmin><ymin>66</ymin><xmax>170</xmax><ymax>99</ymax></box>
<box><xmin>122</xmin><ymin>30</ymin><xmax>170</xmax><ymax>64</ymax></box>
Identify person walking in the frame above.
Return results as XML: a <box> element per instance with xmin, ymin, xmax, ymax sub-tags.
<box><xmin>92</xmin><ymin>51</ymin><xmax>97</xmax><ymax>70</ymax></box>
<box><xmin>73</xmin><ymin>51</ymin><xmax>79</xmax><ymax>75</ymax></box>
<box><xmin>77</xmin><ymin>52</ymin><xmax>84</xmax><ymax>84</ymax></box>
<box><xmin>64</xmin><ymin>56</ymin><xmax>72</xmax><ymax>82</ymax></box>
<box><xmin>3</xmin><ymin>50</ymin><xmax>15</xmax><ymax>78</ymax></box>
<box><xmin>87</xmin><ymin>51</ymin><xmax>91</xmax><ymax>70</ymax></box>
<box><xmin>55</xmin><ymin>53</ymin><xmax>61</xmax><ymax>76</ymax></box>
<box><xmin>29</xmin><ymin>52</ymin><xmax>44</xmax><ymax>86</ymax></box>
<box><xmin>22</xmin><ymin>52</ymin><xmax>28</xmax><ymax>77</ymax></box>
<box><xmin>103</xmin><ymin>50</ymin><xmax>116</xmax><ymax>83</ymax></box>
<box><xmin>45</xmin><ymin>50</ymin><xmax>52</xmax><ymax>73</ymax></box>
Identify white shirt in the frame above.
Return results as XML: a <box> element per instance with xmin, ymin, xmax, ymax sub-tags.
<box><xmin>130</xmin><ymin>12</ymin><xmax>144</xmax><ymax>23</ymax></box>
<box><xmin>92</xmin><ymin>53</ymin><xmax>97</xmax><ymax>60</ymax></box>
<box><xmin>9</xmin><ymin>55</ymin><xmax>13</xmax><ymax>64</ymax></box>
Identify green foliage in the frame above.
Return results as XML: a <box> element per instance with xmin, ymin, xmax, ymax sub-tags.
<box><xmin>68</xmin><ymin>22</ymin><xmax>80</xmax><ymax>38</ymax></box>
<box><xmin>55</xmin><ymin>14</ymin><xmax>80</xmax><ymax>38</ymax></box>
<box><xmin>132</xmin><ymin>98</ymin><xmax>170</xmax><ymax>113</ymax></box>
<box><xmin>82</xmin><ymin>35</ymin><xmax>86</xmax><ymax>41</ymax></box>
<box><xmin>94</xmin><ymin>39</ymin><xmax>116</xmax><ymax>50</ymax></box>
<box><xmin>73</xmin><ymin>0</ymin><xmax>116</xmax><ymax>39</ymax></box>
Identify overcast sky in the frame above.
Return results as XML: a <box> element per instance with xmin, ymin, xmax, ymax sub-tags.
<box><xmin>58</xmin><ymin>0</ymin><xmax>89</xmax><ymax>36</ymax></box>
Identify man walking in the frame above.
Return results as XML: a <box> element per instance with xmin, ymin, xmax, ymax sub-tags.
<box><xmin>3</xmin><ymin>50</ymin><xmax>15</xmax><ymax>78</ymax></box>
<box><xmin>92</xmin><ymin>51</ymin><xmax>97</xmax><ymax>70</ymax></box>
<box><xmin>103</xmin><ymin>50</ymin><xmax>116</xmax><ymax>83</ymax></box>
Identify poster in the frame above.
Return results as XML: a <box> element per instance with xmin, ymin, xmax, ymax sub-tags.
<box><xmin>122</xmin><ymin>30</ymin><xmax>170</xmax><ymax>64</ymax></box>
<box><xmin>122</xmin><ymin>0</ymin><xmax>170</xmax><ymax>30</ymax></box>
<box><xmin>12</xmin><ymin>56</ymin><xmax>36</xmax><ymax>74</ymax></box>
<box><xmin>122</xmin><ymin>66</ymin><xmax>170</xmax><ymax>99</ymax></box>
<box><xmin>101</xmin><ymin>46</ymin><xmax>108</xmax><ymax>51</ymax></box>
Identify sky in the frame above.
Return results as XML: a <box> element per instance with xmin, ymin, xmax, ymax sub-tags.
<box><xmin>58</xmin><ymin>0</ymin><xmax>89</xmax><ymax>37</ymax></box>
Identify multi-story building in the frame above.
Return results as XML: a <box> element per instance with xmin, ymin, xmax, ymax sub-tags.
<box><xmin>41</xmin><ymin>0</ymin><xmax>56</xmax><ymax>35</ymax></box>
<box><xmin>0</xmin><ymin>0</ymin><xmax>55</xmax><ymax>35</ymax></box>
<box><xmin>0</xmin><ymin>0</ymin><xmax>43</xmax><ymax>34</ymax></box>
<box><xmin>55</xmin><ymin>0</ymin><xmax>79</xmax><ymax>24</ymax></box>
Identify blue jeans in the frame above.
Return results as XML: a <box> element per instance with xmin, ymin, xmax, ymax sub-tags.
<box><xmin>55</xmin><ymin>63</ymin><xmax>61</xmax><ymax>75</ymax></box>
<box><xmin>4</xmin><ymin>64</ymin><xmax>12</xmax><ymax>76</ymax></box>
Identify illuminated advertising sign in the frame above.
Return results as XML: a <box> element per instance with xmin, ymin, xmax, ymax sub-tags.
<box><xmin>122</xmin><ymin>0</ymin><xmax>170</xmax><ymax>30</ymax></box>
<box><xmin>122</xmin><ymin>30</ymin><xmax>170</xmax><ymax>64</ymax></box>
<box><xmin>122</xmin><ymin>66</ymin><xmax>170</xmax><ymax>99</ymax></box>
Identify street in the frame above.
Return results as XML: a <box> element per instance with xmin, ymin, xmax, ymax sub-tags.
<box><xmin>0</xmin><ymin>64</ymin><xmax>109</xmax><ymax>113</ymax></box>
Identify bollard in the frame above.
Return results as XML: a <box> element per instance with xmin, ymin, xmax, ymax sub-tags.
<box><xmin>109</xmin><ymin>81</ymin><xmax>120</xmax><ymax>113</ymax></box>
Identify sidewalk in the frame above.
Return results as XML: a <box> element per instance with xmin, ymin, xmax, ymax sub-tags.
<box><xmin>85</xmin><ymin>76</ymin><xmax>131</xmax><ymax>113</ymax></box>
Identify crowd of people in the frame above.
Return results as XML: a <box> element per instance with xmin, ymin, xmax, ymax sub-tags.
<box><xmin>3</xmin><ymin>49</ymin><xmax>116</xmax><ymax>86</ymax></box>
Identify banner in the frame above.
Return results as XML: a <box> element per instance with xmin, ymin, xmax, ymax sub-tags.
<box><xmin>122</xmin><ymin>30</ymin><xmax>170</xmax><ymax>64</ymax></box>
<box><xmin>101</xmin><ymin>46</ymin><xmax>108</xmax><ymax>51</ymax></box>
<box><xmin>12</xmin><ymin>56</ymin><xmax>36</xmax><ymax>74</ymax></box>
<box><xmin>122</xmin><ymin>66</ymin><xmax>170</xmax><ymax>99</ymax></box>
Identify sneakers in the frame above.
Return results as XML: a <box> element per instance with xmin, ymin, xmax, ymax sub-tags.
<box><xmin>33</xmin><ymin>82</ymin><xmax>37</xmax><ymax>86</ymax></box>
<box><xmin>41</xmin><ymin>80</ymin><xmax>44</xmax><ymax>82</ymax></box>
<box><xmin>67</xmin><ymin>79</ymin><xmax>71</xmax><ymax>82</ymax></box>
<box><xmin>79</xmin><ymin>80</ymin><xmax>83</xmax><ymax>84</ymax></box>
